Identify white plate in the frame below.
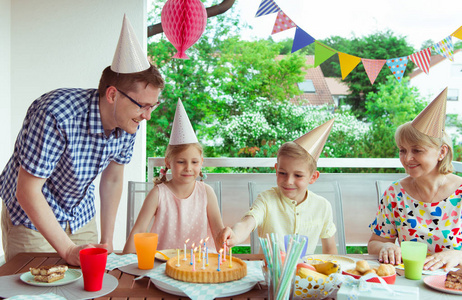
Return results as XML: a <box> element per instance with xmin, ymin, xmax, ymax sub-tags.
<box><xmin>151</xmin><ymin>277</ymin><xmax>255</xmax><ymax>297</ymax></box>
<box><xmin>20</xmin><ymin>269</ymin><xmax>82</xmax><ymax>287</ymax></box>
<box><xmin>303</xmin><ymin>254</ymin><xmax>357</xmax><ymax>270</ymax></box>
<box><xmin>155</xmin><ymin>249</ymin><xmax>178</xmax><ymax>262</ymax></box>
<box><xmin>424</xmin><ymin>275</ymin><xmax>462</xmax><ymax>295</ymax></box>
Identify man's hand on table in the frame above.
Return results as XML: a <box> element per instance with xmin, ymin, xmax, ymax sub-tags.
<box><xmin>63</xmin><ymin>243</ymin><xmax>109</xmax><ymax>266</ymax></box>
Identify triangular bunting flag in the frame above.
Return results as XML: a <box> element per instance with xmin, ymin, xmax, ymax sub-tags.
<box><xmin>451</xmin><ymin>26</ymin><xmax>462</xmax><ymax>40</ymax></box>
<box><xmin>362</xmin><ymin>59</ymin><xmax>386</xmax><ymax>85</ymax></box>
<box><xmin>408</xmin><ymin>47</ymin><xmax>432</xmax><ymax>74</ymax></box>
<box><xmin>338</xmin><ymin>52</ymin><xmax>361</xmax><ymax>79</ymax></box>
<box><xmin>272</xmin><ymin>11</ymin><xmax>296</xmax><ymax>34</ymax></box>
<box><xmin>433</xmin><ymin>36</ymin><xmax>454</xmax><ymax>61</ymax></box>
<box><xmin>292</xmin><ymin>27</ymin><xmax>316</xmax><ymax>53</ymax></box>
<box><xmin>386</xmin><ymin>56</ymin><xmax>408</xmax><ymax>83</ymax></box>
<box><xmin>255</xmin><ymin>0</ymin><xmax>280</xmax><ymax>17</ymax></box>
<box><xmin>314</xmin><ymin>41</ymin><xmax>337</xmax><ymax>67</ymax></box>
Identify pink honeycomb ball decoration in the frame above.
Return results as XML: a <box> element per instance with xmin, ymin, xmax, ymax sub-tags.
<box><xmin>161</xmin><ymin>0</ymin><xmax>207</xmax><ymax>59</ymax></box>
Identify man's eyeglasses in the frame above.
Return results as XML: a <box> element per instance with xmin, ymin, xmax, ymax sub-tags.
<box><xmin>116</xmin><ymin>88</ymin><xmax>160</xmax><ymax>113</ymax></box>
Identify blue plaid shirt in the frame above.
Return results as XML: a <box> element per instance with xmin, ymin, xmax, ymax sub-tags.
<box><xmin>0</xmin><ymin>88</ymin><xmax>137</xmax><ymax>233</ymax></box>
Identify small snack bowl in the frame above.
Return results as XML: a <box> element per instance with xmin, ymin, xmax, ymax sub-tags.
<box><xmin>341</xmin><ymin>270</ymin><xmax>396</xmax><ymax>284</ymax></box>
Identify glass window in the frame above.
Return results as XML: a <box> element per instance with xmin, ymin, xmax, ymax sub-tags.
<box><xmin>448</xmin><ymin>88</ymin><xmax>459</xmax><ymax>101</ymax></box>
<box><xmin>297</xmin><ymin>80</ymin><xmax>316</xmax><ymax>93</ymax></box>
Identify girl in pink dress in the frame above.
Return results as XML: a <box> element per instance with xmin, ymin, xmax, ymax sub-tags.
<box><xmin>123</xmin><ymin>100</ymin><xmax>223</xmax><ymax>253</ymax></box>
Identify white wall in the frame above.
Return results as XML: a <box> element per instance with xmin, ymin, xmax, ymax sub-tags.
<box><xmin>410</xmin><ymin>51</ymin><xmax>462</xmax><ymax>117</ymax></box>
<box><xmin>0</xmin><ymin>0</ymin><xmax>11</xmax><ymax>174</ymax></box>
<box><xmin>1</xmin><ymin>0</ymin><xmax>148</xmax><ymax>256</ymax></box>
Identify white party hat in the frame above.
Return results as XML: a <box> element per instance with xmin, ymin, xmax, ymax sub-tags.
<box><xmin>411</xmin><ymin>87</ymin><xmax>447</xmax><ymax>138</ymax></box>
<box><xmin>294</xmin><ymin>118</ymin><xmax>335</xmax><ymax>161</ymax></box>
<box><xmin>111</xmin><ymin>14</ymin><xmax>150</xmax><ymax>73</ymax></box>
<box><xmin>169</xmin><ymin>99</ymin><xmax>198</xmax><ymax>145</ymax></box>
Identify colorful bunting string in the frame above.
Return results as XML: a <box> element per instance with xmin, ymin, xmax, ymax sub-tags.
<box><xmin>272</xmin><ymin>11</ymin><xmax>296</xmax><ymax>34</ymax></box>
<box><xmin>408</xmin><ymin>47</ymin><xmax>432</xmax><ymax>74</ymax></box>
<box><xmin>314</xmin><ymin>41</ymin><xmax>337</xmax><ymax>67</ymax></box>
<box><xmin>255</xmin><ymin>0</ymin><xmax>280</xmax><ymax>17</ymax></box>
<box><xmin>386</xmin><ymin>56</ymin><xmax>409</xmax><ymax>83</ymax></box>
<box><xmin>254</xmin><ymin>0</ymin><xmax>461</xmax><ymax>85</ymax></box>
<box><xmin>338</xmin><ymin>52</ymin><xmax>361</xmax><ymax>79</ymax></box>
<box><xmin>362</xmin><ymin>59</ymin><xmax>386</xmax><ymax>85</ymax></box>
<box><xmin>433</xmin><ymin>36</ymin><xmax>454</xmax><ymax>62</ymax></box>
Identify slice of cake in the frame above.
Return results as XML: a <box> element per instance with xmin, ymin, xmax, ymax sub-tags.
<box><xmin>445</xmin><ymin>268</ymin><xmax>462</xmax><ymax>290</ymax></box>
<box><xmin>30</xmin><ymin>265</ymin><xmax>68</xmax><ymax>283</ymax></box>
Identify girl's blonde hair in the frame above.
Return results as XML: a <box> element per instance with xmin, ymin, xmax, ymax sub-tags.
<box><xmin>154</xmin><ymin>143</ymin><xmax>204</xmax><ymax>185</ymax></box>
<box><xmin>395</xmin><ymin>122</ymin><xmax>454</xmax><ymax>174</ymax></box>
<box><xmin>277</xmin><ymin>142</ymin><xmax>317</xmax><ymax>174</ymax></box>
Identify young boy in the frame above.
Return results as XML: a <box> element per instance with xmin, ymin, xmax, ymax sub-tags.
<box><xmin>217</xmin><ymin>119</ymin><xmax>337</xmax><ymax>254</ymax></box>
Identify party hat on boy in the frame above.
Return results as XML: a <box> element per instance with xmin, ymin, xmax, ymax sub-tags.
<box><xmin>111</xmin><ymin>14</ymin><xmax>150</xmax><ymax>74</ymax></box>
<box><xmin>294</xmin><ymin>118</ymin><xmax>335</xmax><ymax>161</ymax></box>
<box><xmin>411</xmin><ymin>87</ymin><xmax>447</xmax><ymax>138</ymax></box>
<box><xmin>169</xmin><ymin>99</ymin><xmax>198</xmax><ymax>145</ymax></box>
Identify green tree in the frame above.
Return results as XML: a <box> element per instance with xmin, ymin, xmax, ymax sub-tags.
<box><xmin>146</xmin><ymin>1</ymin><xmax>307</xmax><ymax>159</ymax></box>
<box><xmin>361</xmin><ymin>75</ymin><xmax>427</xmax><ymax>159</ymax></box>
<box><xmin>320</xmin><ymin>31</ymin><xmax>415</xmax><ymax>117</ymax></box>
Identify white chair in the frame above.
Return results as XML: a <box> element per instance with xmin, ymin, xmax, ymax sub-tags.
<box><xmin>126</xmin><ymin>180</ymin><xmax>222</xmax><ymax>239</ymax></box>
<box><xmin>375</xmin><ymin>180</ymin><xmax>395</xmax><ymax>205</ymax></box>
<box><xmin>248</xmin><ymin>180</ymin><xmax>346</xmax><ymax>255</ymax></box>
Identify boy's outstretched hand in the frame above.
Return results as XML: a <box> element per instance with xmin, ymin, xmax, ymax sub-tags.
<box><xmin>216</xmin><ymin>227</ymin><xmax>238</xmax><ymax>247</ymax></box>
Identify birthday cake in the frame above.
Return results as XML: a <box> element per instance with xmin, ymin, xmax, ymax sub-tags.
<box><xmin>165</xmin><ymin>253</ymin><xmax>247</xmax><ymax>283</ymax></box>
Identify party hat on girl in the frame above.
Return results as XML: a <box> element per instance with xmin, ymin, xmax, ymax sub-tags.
<box><xmin>294</xmin><ymin>118</ymin><xmax>335</xmax><ymax>161</ymax></box>
<box><xmin>111</xmin><ymin>14</ymin><xmax>150</xmax><ymax>73</ymax></box>
<box><xmin>169</xmin><ymin>99</ymin><xmax>198</xmax><ymax>145</ymax></box>
<box><xmin>411</xmin><ymin>87</ymin><xmax>447</xmax><ymax>138</ymax></box>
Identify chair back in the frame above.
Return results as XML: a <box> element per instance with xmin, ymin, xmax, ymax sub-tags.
<box><xmin>375</xmin><ymin>180</ymin><xmax>395</xmax><ymax>205</ymax></box>
<box><xmin>248</xmin><ymin>180</ymin><xmax>346</xmax><ymax>254</ymax></box>
<box><xmin>126</xmin><ymin>180</ymin><xmax>222</xmax><ymax>239</ymax></box>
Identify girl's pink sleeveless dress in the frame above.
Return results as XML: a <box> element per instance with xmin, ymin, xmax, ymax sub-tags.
<box><xmin>150</xmin><ymin>181</ymin><xmax>216</xmax><ymax>251</ymax></box>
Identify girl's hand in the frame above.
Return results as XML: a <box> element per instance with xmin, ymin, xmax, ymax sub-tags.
<box><xmin>378</xmin><ymin>242</ymin><xmax>402</xmax><ymax>265</ymax></box>
<box><xmin>424</xmin><ymin>250</ymin><xmax>462</xmax><ymax>271</ymax></box>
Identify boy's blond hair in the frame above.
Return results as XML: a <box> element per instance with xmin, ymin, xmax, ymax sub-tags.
<box><xmin>277</xmin><ymin>142</ymin><xmax>317</xmax><ymax>174</ymax></box>
<box><xmin>395</xmin><ymin>122</ymin><xmax>454</xmax><ymax>174</ymax></box>
<box><xmin>155</xmin><ymin>143</ymin><xmax>204</xmax><ymax>184</ymax></box>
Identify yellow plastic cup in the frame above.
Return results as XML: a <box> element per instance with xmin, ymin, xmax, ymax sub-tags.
<box><xmin>401</xmin><ymin>241</ymin><xmax>428</xmax><ymax>280</ymax></box>
<box><xmin>134</xmin><ymin>233</ymin><xmax>159</xmax><ymax>270</ymax></box>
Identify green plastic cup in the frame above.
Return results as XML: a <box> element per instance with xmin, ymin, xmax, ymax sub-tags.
<box><xmin>401</xmin><ymin>241</ymin><xmax>428</xmax><ymax>280</ymax></box>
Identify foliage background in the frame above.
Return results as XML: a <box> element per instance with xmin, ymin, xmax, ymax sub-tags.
<box><xmin>146</xmin><ymin>0</ymin><xmax>462</xmax><ymax>175</ymax></box>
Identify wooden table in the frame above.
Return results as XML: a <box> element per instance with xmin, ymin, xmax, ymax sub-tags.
<box><xmin>1</xmin><ymin>252</ymin><xmax>460</xmax><ymax>299</ymax></box>
<box><xmin>0</xmin><ymin>252</ymin><xmax>268</xmax><ymax>300</ymax></box>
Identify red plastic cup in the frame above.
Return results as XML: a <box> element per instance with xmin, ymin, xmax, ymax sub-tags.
<box><xmin>79</xmin><ymin>248</ymin><xmax>108</xmax><ymax>291</ymax></box>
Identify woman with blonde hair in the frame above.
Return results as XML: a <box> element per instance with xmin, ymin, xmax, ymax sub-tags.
<box><xmin>368</xmin><ymin>88</ymin><xmax>462</xmax><ymax>271</ymax></box>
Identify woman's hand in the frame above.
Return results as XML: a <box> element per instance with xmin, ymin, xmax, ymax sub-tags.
<box><xmin>378</xmin><ymin>242</ymin><xmax>402</xmax><ymax>265</ymax></box>
<box><xmin>425</xmin><ymin>250</ymin><xmax>462</xmax><ymax>271</ymax></box>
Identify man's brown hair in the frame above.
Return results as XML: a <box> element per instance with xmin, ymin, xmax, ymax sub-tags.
<box><xmin>98</xmin><ymin>64</ymin><xmax>164</xmax><ymax>97</ymax></box>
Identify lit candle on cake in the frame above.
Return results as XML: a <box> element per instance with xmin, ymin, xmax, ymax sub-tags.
<box><xmin>193</xmin><ymin>247</ymin><xmax>197</xmax><ymax>271</ymax></box>
<box><xmin>190</xmin><ymin>243</ymin><xmax>195</xmax><ymax>265</ymax></box>
<box><xmin>204</xmin><ymin>237</ymin><xmax>209</xmax><ymax>266</ymax></box>
<box><xmin>202</xmin><ymin>250</ymin><xmax>206</xmax><ymax>269</ymax></box>
<box><xmin>217</xmin><ymin>249</ymin><xmax>223</xmax><ymax>271</ymax></box>
<box><xmin>176</xmin><ymin>248</ymin><xmax>180</xmax><ymax>267</ymax></box>
<box><xmin>183</xmin><ymin>239</ymin><xmax>189</xmax><ymax>261</ymax></box>
<box><xmin>223</xmin><ymin>242</ymin><xmax>227</xmax><ymax>261</ymax></box>
<box><xmin>198</xmin><ymin>239</ymin><xmax>203</xmax><ymax>262</ymax></box>
<box><xmin>229</xmin><ymin>247</ymin><xmax>233</xmax><ymax>268</ymax></box>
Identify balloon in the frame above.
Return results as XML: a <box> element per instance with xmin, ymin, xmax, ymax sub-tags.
<box><xmin>161</xmin><ymin>0</ymin><xmax>207</xmax><ymax>59</ymax></box>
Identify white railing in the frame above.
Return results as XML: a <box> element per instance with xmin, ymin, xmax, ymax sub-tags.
<box><xmin>148</xmin><ymin>157</ymin><xmax>410</xmax><ymax>181</ymax></box>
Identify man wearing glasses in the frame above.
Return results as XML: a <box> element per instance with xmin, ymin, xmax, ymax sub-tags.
<box><xmin>0</xmin><ymin>15</ymin><xmax>163</xmax><ymax>266</ymax></box>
